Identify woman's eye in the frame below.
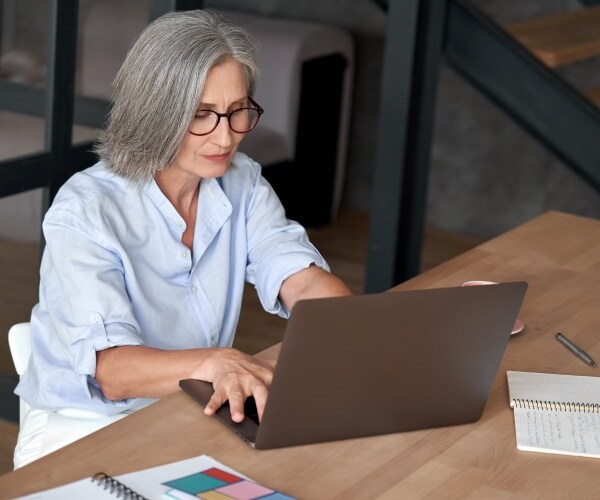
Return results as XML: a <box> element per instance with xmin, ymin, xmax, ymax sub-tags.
<box><xmin>195</xmin><ymin>111</ymin><xmax>213</xmax><ymax>120</ymax></box>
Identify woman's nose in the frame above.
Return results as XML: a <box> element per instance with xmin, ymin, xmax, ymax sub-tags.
<box><xmin>210</xmin><ymin>117</ymin><xmax>234</xmax><ymax>147</ymax></box>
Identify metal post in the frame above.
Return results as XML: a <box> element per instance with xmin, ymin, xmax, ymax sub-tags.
<box><xmin>44</xmin><ymin>0</ymin><xmax>79</xmax><ymax>205</ymax></box>
<box><xmin>365</xmin><ymin>0</ymin><xmax>447</xmax><ymax>292</ymax></box>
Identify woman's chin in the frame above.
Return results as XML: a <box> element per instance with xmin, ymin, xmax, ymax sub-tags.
<box><xmin>198</xmin><ymin>163</ymin><xmax>230</xmax><ymax>179</ymax></box>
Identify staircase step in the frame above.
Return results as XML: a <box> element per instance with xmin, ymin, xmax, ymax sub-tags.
<box><xmin>585</xmin><ymin>87</ymin><xmax>600</xmax><ymax>107</ymax></box>
<box><xmin>506</xmin><ymin>6</ymin><xmax>600</xmax><ymax>67</ymax></box>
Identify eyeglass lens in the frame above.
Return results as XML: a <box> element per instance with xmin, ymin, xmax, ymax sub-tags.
<box><xmin>190</xmin><ymin>107</ymin><xmax>261</xmax><ymax>135</ymax></box>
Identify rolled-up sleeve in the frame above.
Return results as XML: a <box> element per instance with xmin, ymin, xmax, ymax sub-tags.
<box><xmin>244</xmin><ymin>170</ymin><xmax>330</xmax><ymax>317</ymax></box>
<box><xmin>41</xmin><ymin>208</ymin><xmax>143</xmax><ymax>402</ymax></box>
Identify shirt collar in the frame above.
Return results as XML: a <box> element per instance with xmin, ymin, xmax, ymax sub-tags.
<box><xmin>144</xmin><ymin>176</ymin><xmax>232</xmax><ymax>252</ymax></box>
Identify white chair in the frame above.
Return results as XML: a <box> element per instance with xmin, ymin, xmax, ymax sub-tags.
<box><xmin>8</xmin><ymin>322</ymin><xmax>32</xmax><ymax>427</ymax></box>
<box><xmin>8</xmin><ymin>322</ymin><xmax>133</xmax><ymax>467</ymax></box>
<box><xmin>9</xmin><ymin>321</ymin><xmax>115</xmax><ymax>422</ymax></box>
<box><xmin>7</xmin><ymin>323</ymin><xmax>31</xmax><ymax>376</ymax></box>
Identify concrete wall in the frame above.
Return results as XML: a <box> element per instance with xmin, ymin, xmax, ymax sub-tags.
<box><xmin>427</xmin><ymin>0</ymin><xmax>600</xmax><ymax>237</ymax></box>
<box><xmin>1</xmin><ymin>0</ymin><xmax>598</xmax><ymax>242</ymax></box>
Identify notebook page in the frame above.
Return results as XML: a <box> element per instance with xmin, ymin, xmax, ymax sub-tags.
<box><xmin>17</xmin><ymin>456</ymin><xmax>235</xmax><ymax>499</ymax></box>
<box><xmin>507</xmin><ymin>371</ymin><xmax>600</xmax><ymax>407</ymax></box>
<box><xmin>18</xmin><ymin>455</ymin><xmax>294</xmax><ymax>499</ymax></box>
<box><xmin>514</xmin><ymin>408</ymin><xmax>600</xmax><ymax>458</ymax></box>
<box><xmin>113</xmin><ymin>455</ymin><xmax>246</xmax><ymax>498</ymax></box>
<box><xmin>17</xmin><ymin>479</ymin><xmax>115</xmax><ymax>499</ymax></box>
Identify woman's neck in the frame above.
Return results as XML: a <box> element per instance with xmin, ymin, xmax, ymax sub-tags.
<box><xmin>155</xmin><ymin>169</ymin><xmax>200</xmax><ymax>251</ymax></box>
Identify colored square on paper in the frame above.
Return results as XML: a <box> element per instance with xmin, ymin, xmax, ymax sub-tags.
<box><xmin>258</xmin><ymin>493</ymin><xmax>296</xmax><ymax>500</ymax></box>
<box><xmin>163</xmin><ymin>472</ymin><xmax>226</xmax><ymax>495</ymax></box>
<box><xmin>199</xmin><ymin>490</ymin><xmax>235</xmax><ymax>500</ymax></box>
<box><xmin>164</xmin><ymin>488</ymin><xmax>203</xmax><ymax>500</ymax></box>
<box><xmin>217</xmin><ymin>480</ymin><xmax>273</xmax><ymax>499</ymax></box>
<box><xmin>203</xmin><ymin>467</ymin><xmax>242</xmax><ymax>484</ymax></box>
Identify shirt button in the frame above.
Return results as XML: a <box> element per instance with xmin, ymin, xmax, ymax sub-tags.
<box><xmin>176</xmin><ymin>221</ymin><xmax>184</xmax><ymax>229</ymax></box>
<box><xmin>92</xmin><ymin>314</ymin><xmax>100</xmax><ymax>324</ymax></box>
<box><xmin>180</xmin><ymin>251</ymin><xmax>187</xmax><ymax>259</ymax></box>
<box><xmin>191</xmin><ymin>285</ymin><xmax>198</xmax><ymax>293</ymax></box>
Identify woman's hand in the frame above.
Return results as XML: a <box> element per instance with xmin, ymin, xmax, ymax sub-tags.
<box><xmin>200</xmin><ymin>348</ymin><xmax>274</xmax><ymax>423</ymax></box>
<box><xmin>253</xmin><ymin>343</ymin><xmax>281</xmax><ymax>370</ymax></box>
<box><xmin>96</xmin><ymin>345</ymin><xmax>274</xmax><ymax>424</ymax></box>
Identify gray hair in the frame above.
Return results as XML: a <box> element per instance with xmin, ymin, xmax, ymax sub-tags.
<box><xmin>94</xmin><ymin>9</ymin><xmax>260</xmax><ymax>184</ymax></box>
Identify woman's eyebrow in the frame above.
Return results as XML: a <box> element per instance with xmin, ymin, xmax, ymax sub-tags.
<box><xmin>197</xmin><ymin>97</ymin><xmax>248</xmax><ymax>110</ymax></box>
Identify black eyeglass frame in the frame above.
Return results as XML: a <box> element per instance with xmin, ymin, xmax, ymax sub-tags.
<box><xmin>188</xmin><ymin>96</ymin><xmax>264</xmax><ymax>136</ymax></box>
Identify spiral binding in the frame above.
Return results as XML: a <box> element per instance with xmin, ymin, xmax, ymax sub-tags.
<box><xmin>512</xmin><ymin>399</ymin><xmax>600</xmax><ymax>413</ymax></box>
<box><xmin>91</xmin><ymin>472</ymin><xmax>149</xmax><ymax>500</ymax></box>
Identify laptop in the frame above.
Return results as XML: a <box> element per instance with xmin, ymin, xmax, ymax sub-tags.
<box><xmin>180</xmin><ymin>281</ymin><xmax>527</xmax><ymax>449</ymax></box>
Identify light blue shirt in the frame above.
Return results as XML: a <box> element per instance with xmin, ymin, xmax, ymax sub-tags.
<box><xmin>16</xmin><ymin>153</ymin><xmax>328</xmax><ymax>415</ymax></box>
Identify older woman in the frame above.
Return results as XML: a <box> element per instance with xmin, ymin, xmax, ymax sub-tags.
<box><xmin>14</xmin><ymin>10</ymin><xmax>351</xmax><ymax>467</ymax></box>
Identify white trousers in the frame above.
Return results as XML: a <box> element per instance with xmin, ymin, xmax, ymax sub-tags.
<box><xmin>13</xmin><ymin>406</ymin><xmax>130</xmax><ymax>469</ymax></box>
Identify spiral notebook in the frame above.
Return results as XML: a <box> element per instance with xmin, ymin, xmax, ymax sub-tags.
<box><xmin>18</xmin><ymin>455</ymin><xmax>294</xmax><ymax>499</ymax></box>
<box><xmin>507</xmin><ymin>371</ymin><xmax>600</xmax><ymax>458</ymax></box>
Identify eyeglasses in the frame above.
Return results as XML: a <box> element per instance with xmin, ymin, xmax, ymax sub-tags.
<box><xmin>188</xmin><ymin>97</ymin><xmax>263</xmax><ymax>136</ymax></box>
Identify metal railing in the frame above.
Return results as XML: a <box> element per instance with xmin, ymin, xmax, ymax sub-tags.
<box><xmin>366</xmin><ymin>0</ymin><xmax>600</xmax><ymax>291</ymax></box>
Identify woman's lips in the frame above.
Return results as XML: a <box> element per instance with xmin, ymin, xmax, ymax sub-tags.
<box><xmin>203</xmin><ymin>153</ymin><xmax>230</xmax><ymax>163</ymax></box>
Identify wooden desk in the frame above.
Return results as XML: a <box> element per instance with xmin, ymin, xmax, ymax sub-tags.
<box><xmin>2</xmin><ymin>211</ymin><xmax>599</xmax><ymax>499</ymax></box>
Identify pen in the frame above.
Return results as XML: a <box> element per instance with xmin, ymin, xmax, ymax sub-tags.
<box><xmin>555</xmin><ymin>332</ymin><xmax>597</xmax><ymax>368</ymax></box>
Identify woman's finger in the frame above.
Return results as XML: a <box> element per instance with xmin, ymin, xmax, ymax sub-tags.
<box><xmin>251</xmin><ymin>383</ymin><xmax>270</xmax><ymax>422</ymax></box>
<box><xmin>204</xmin><ymin>389</ymin><xmax>227</xmax><ymax>416</ymax></box>
<box><xmin>227</xmin><ymin>389</ymin><xmax>246</xmax><ymax>423</ymax></box>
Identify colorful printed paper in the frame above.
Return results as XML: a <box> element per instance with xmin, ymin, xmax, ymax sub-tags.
<box><xmin>163</xmin><ymin>466</ymin><xmax>295</xmax><ymax>499</ymax></box>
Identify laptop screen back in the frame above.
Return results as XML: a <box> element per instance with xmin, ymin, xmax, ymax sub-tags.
<box><xmin>254</xmin><ymin>282</ymin><xmax>527</xmax><ymax>449</ymax></box>
<box><xmin>180</xmin><ymin>282</ymin><xmax>527</xmax><ymax>449</ymax></box>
